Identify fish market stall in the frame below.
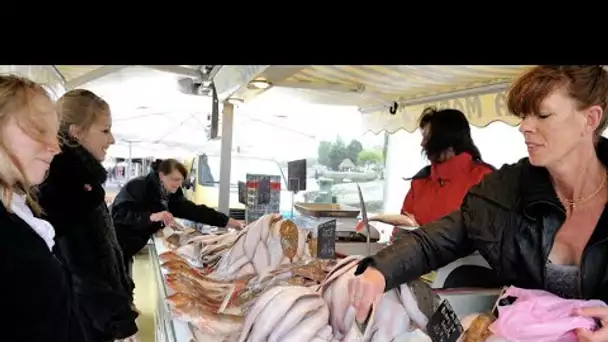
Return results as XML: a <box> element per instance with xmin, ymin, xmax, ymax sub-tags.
<box><xmin>149</xmin><ymin>213</ymin><xmax>531</xmax><ymax>341</ymax></box>
<box><xmin>154</xmin><ymin>213</ymin><xmax>587</xmax><ymax>342</ymax></box>
<box><xmin>148</xmin><ymin>214</ymin><xmax>450</xmax><ymax>341</ymax></box>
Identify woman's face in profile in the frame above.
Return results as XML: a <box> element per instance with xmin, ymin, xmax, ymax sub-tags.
<box><xmin>2</xmin><ymin>95</ymin><xmax>60</xmax><ymax>185</ymax></box>
<box><xmin>160</xmin><ymin>170</ymin><xmax>184</xmax><ymax>194</ymax></box>
<box><xmin>518</xmin><ymin>88</ymin><xmax>602</xmax><ymax>167</ymax></box>
<box><xmin>76</xmin><ymin>111</ymin><xmax>115</xmax><ymax>162</ymax></box>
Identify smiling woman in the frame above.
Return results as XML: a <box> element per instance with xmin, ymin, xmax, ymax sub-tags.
<box><xmin>57</xmin><ymin>89</ymin><xmax>116</xmax><ymax>160</ymax></box>
<box><xmin>38</xmin><ymin>89</ymin><xmax>141</xmax><ymax>342</ymax></box>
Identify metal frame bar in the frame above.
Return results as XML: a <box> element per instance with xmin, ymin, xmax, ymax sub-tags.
<box><xmin>205</xmin><ymin>65</ymin><xmax>223</xmax><ymax>80</ymax></box>
<box><xmin>65</xmin><ymin>65</ymin><xmax>129</xmax><ymax>89</ymax></box>
<box><xmin>213</xmin><ymin>65</ymin><xmax>271</xmax><ymax>100</ymax></box>
<box><xmin>145</xmin><ymin>65</ymin><xmax>203</xmax><ymax>78</ymax></box>
<box><xmin>218</xmin><ymin>102</ymin><xmax>235</xmax><ymax>215</ymax></box>
<box><xmin>46</xmin><ymin>66</ymin><xmax>67</xmax><ymax>85</ymax></box>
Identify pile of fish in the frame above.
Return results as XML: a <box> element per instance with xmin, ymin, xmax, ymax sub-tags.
<box><xmin>239</xmin><ymin>285</ymin><xmax>330</xmax><ymax>342</ymax></box>
<box><xmin>164</xmin><ymin>214</ymin><xmax>313</xmax><ymax>278</ymax></box>
<box><xmin>158</xmin><ymin>214</ymin><xmax>330</xmax><ymax>341</ymax></box>
<box><xmin>173</xmin><ymin>230</ymin><xmax>241</xmax><ymax>270</ymax></box>
<box><xmin>238</xmin><ymin>256</ymin><xmax>437</xmax><ymax>342</ymax></box>
<box><xmin>210</xmin><ymin>214</ymin><xmax>313</xmax><ymax>281</ymax></box>
<box><xmin>158</xmin><ymin>214</ymin><xmax>441</xmax><ymax>342</ymax></box>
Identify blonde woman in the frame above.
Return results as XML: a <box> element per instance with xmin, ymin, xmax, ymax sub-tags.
<box><xmin>0</xmin><ymin>75</ymin><xmax>86</xmax><ymax>341</ymax></box>
<box><xmin>38</xmin><ymin>89</ymin><xmax>139</xmax><ymax>342</ymax></box>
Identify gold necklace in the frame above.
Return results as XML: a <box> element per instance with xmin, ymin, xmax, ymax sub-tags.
<box><xmin>556</xmin><ymin>172</ymin><xmax>608</xmax><ymax>209</ymax></box>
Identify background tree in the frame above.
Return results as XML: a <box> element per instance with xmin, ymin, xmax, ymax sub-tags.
<box><xmin>317</xmin><ymin>137</ymin><xmax>364</xmax><ymax>171</ymax></box>
<box><xmin>317</xmin><ymin>141</ymin><xmax>332</xmax><ymax>168</ymax></box>
<box><xmin>358</xmin><ymin>149</ymin><xmax>384</xmax><ymax>166</ymax></box>
<box><xmin>346</xmin><ymin>140</ymin><xmax>363</xmax><ymax>165</ymax></box>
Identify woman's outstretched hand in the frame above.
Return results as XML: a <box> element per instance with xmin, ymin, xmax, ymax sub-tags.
<box><xmin>227</xmin><ymin>218</ymin><xmax>245</xmax><ymax>230</ymax></box>
<box><xmin>356</xmin><ymin>213</ymin><xmax>418</xmax><ymax>232</ymax></box>
<box><xmin>347</xmin><ymin>267</ymin><xmax>386</xmax><ymax>322</ymax></box>
<box><xmin>576</xmin><ymin>307</ymin><xmax>608</xmax><ymax>342</ymax></box>
<box><xmin>150</xmin><ymin>211</ymin><xmax>175</xmax><ymax>227</ymax></box>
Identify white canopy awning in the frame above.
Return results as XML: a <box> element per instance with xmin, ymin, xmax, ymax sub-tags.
<box><xmin>212</xmin><ymin>65</ymin><xmax>533</xmax><ymax>133</ymax></box>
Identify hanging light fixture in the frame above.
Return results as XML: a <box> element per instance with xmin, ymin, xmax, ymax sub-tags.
<box><xmin>249</xmin><ymin>79</ymin><xmax>272</xmax><ymax>89</ymax></box>
<box><xmin>227</xmin><ymin>98</ymin><xmax>245</xmax><ymax>105</ymax></box>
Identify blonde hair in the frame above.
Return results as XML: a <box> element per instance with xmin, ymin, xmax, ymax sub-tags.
<box><xmin>0</xmin><ymin>74</ymin><xmax>57</xmax><ymax>214</ymax></box>
<box><xmin>56</xmin><ymin>89</ymin><xmax>109</xmax><ymax>140</ymax></box>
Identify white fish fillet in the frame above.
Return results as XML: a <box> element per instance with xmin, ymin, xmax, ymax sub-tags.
<box><xmin>373</xmin><ymin>289</ymin><xmax>412</xmax><ymax>340</ymax></box>
<box><xmin>278</xmin><ymin>302</ymin><xmax>329</xmax><ymax>342</ymax></box>
<box><xmin>248</xmin><ymin>286</ymin><xmax>310</xmax><ymax>342</ymax></box>
<box><xmin>268</xmin><ymin>293</ymin><xmax>326</xmax><ymax>342</ymax></box>
<box><xmin>316</xmin><ymin>253</ymin><xmax>437</xmax><ymax>342</ymax></box>
<box><xmin>238</xmin><ymin>285</ymin><xmax>287</xmax><ymax>342</ymax></box>
<box><xmin>397</xmin><ymin>284</ymin><xmax>428</xmax><ymax>329</ymax></box>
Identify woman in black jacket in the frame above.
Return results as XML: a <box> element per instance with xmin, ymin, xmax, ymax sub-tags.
<box><xmin>111</xmin><ymin>158</ymin><xmax>243</xmax><ymax>274</ymax></box>
<box><xmin>350</xmin><ymin>66</ymin><xmax>608</xmax><ymax>341</ymax></box>
<box><xmin>38</xmin><ymin>89</ymin><xmax>139</xmax><ymax>342</ymax></box>
<box><xmin>0</xmin><ymin>75</ymin><xmax>86</xmax><ymax>341</ymax></box>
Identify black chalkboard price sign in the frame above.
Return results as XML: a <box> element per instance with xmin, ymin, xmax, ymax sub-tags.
<box><xmin>316</xmin><ymin>219</ymin><xmax>336</xmax><ymax>259</ymax></box>
<box><xmin>287</xmin><ymin>159</ymin><xmax>307</xmax><ymax>192</ymax></box>
<box><xmin>238</xmin><ymin>181</ymin><xmax>247</xmax><ymax>205</ymax></box>
<box><xmin>425</xmin><ymin>299</ymin><xmax>463</xmax><ymax>342</ymax></box>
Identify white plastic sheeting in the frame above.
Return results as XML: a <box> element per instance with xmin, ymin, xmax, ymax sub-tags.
<box><xmin>76</xmin><ymin>66</ymin><xmax>214</xmax><ymax>158</ymax></box>
<box><xmin>0</xmin><ymin>65</ymin><xmax>64</xmax><ymax>98</ymax></box>
<box><xmin>0</xmin><ymin>65</ymin><xmax>368</xmax><ymax>161</ymax></box>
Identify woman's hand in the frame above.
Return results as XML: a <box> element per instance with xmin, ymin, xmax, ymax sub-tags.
<box><xmin>402</xmin><ymin>212</ymin><xmax>419</xmax><ymax>226</ymax></box>
<box><xmin>575</xmin><ymin>307</ymin><xmax>608</xmax><ymax>342</ymax></box>
<box><xmin>347</xmin><ymin>267</ymin><xmax>386</xmax><ymax>322</ymax></box>
<box><xmin>150</xmin><ymin>211</ymin><xmax>175</xmax><ymax>226</ymax></box>
<box><xmin>227</xmin><ymin>218</ymin><xmax>245</xmax><ymax>230</ymax></box>
<box><xmin>355</xmin><ymin>213</ymin><xmax>418</xmax><ymax>231</ymax></box>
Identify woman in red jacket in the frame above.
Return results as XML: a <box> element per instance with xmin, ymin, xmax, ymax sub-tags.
<box><xmin>360</xmin><ymin>107</ymin><xmax>495</xmax><ymax>241</ymax></box>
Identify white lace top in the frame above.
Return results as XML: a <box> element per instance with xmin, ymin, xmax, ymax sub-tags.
<box><xmin>10</xmin><ymin>194</ymin><xmax>55</xmax><ymax>251</ymax></box>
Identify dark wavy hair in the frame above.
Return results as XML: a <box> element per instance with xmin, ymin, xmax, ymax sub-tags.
<box><xmin>151</xmin><ymin>158</ymin><xmax>187</xmax><ymax>178</ymax></box>
<box><xmin>419</xmin><ymin>106</ymin><xmax>482</xmax><ymax>163</ymax></box>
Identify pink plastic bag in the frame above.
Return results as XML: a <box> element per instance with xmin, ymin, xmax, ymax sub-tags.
<box><xmin>489</xmin><ymin>286</ymin><xmax>606</xmax><ymax>342</ymax></box>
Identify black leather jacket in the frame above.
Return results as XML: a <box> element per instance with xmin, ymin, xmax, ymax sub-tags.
<box><xmin>357</xmin><ymin>137</ymin><xmax>608</xmax><ymax>302</ymax></box>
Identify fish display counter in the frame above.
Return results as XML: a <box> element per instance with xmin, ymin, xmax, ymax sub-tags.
<box><xmin>150</xmin><ymin>213</ymin><xmax>508</xmax><ymax>342</ymax></box>
<box><xmin>150</xmin><ymin>236</ymin><xmax>196</xmax><ymax>342</ymax></box>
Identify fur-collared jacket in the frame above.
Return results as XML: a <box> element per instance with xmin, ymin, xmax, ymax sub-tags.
<box><xmin>38</xmin><ymin>141</ymin><xmax>138</xmax><ymax>342</ymax></box>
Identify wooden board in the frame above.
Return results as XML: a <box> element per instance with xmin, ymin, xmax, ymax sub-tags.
<box><xmin>294</xmin><ymin>202</ymin><xmax>360</xmax><ymax>218</ymax></box>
